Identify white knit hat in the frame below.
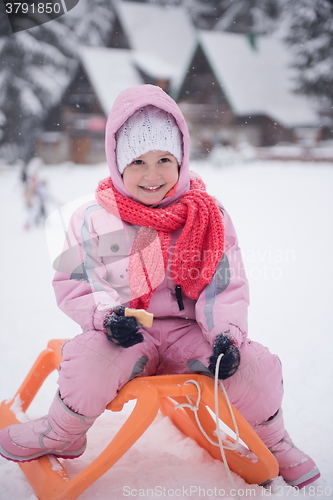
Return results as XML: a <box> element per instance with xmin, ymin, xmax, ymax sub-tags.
<box><xmin>115</xmin><ymin>105</ymin><xmax>183</xmax><ymax>174</ymax></box>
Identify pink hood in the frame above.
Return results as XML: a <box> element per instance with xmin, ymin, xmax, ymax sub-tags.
<box><xmin>105</xmin><ymin>84</ymin><xmax>191</xmax><ymax>208</ymax></box>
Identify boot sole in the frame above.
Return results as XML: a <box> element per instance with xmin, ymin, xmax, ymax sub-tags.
<box><xmin>284</xmin><ymin>467</ymin><xmax>321</xmax><ymax>489</ymax></box>
<box><xmin>0</xmin><ymin>441</ymin><xmax>87</xmax><ymax>463</ymax></box>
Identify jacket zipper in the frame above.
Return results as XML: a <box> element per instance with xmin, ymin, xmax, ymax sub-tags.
<box><xmin>175</xmin><ymin>285</ymin><xmax>184</xmax><ymax>311</ymax></box>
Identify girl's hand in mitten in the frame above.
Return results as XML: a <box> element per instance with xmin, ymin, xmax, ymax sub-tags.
<box><xmin>103</xmin><ymin>306</ymin><xmax>144</xmax><ymax>348</ymax></box>
<box><xmin>208</xmin><ymin>334</ymin><xmax>240</xmax><ymax>380</ymax></box>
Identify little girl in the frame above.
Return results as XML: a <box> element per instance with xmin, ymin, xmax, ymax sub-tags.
<box><xmin>0</xmin><ymin>85</ymin><xmax>320</xmax><ymax>489</ymax></box>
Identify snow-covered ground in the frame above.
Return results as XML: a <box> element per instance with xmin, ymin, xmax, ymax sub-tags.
<box><xmin>0</xmin><ymin>159</ymin><xmax>332</xmax><ymax>500</ymax></box>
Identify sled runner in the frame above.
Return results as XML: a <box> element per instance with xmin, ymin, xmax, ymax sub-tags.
<box><xmin>0</xmin><ymin>338</ymin><xmax>278</xmax><ymax>500</ymax></box>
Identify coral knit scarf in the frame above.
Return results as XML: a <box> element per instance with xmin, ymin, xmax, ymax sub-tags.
<box><xmin>96</xmin><ymin>175</ymin><xmax>224</xmax><ymax>310</ymax></box>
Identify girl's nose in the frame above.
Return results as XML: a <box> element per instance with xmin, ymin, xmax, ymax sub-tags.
<box><xmin>144</xmin><ymin>165</ymin><xmax>160</xmax><ymax>180</ymax></box>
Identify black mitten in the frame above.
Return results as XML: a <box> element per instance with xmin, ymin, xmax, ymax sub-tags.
<box><xmin>208</xmin><ymin>334</ymin><xmax>240</xmax><ymax>380</ymax></box>
<box><xmin>103</xmin><ymin>306</ymin><xmax>144</xmax><ymax>348</ymax></box>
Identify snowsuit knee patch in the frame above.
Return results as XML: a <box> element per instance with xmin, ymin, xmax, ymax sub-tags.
<box><xmin>187</xmin><ymin>359</ymin><xmax>214</xmax><ymax>378</ymax></box>
<box><xmin>129</xmin><ymin>355</ymin><xmax>149</xmax><ymax>380</ymax></box>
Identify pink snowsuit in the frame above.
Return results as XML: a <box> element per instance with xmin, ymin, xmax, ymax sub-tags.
<box><xmin>53</xmin><ymin>85</ymin><xmax>283</xmax><ymax>428</ymax></box>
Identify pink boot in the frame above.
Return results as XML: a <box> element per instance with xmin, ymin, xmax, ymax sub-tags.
<box><xmin>254</xmin><ymin>409</ymin><xmax>320</xmax><ymax>488</ymax></box>
<box><xmin>0</xmin><ymin>391</ymin><xmax>98</xmax><ymax>463</ymax></box>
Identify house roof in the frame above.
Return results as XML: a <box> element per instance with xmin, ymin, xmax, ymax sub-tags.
<box><xmin>79</xmin><ymin>46</ymin><xmax>142</xmax><ymax>116</ymax></box>
<box><xmin>132</xmin><ymin>51</ymin><xmax>176</xmax><ymax>80</ymax></box>
<box><xmin>113</xmin><ymin>0</ymin><xmax>196</xmax><ymax>95</ymax></box>
<box><xmin>78</xmin><ymin>23</ymin><xmax>318</xmax><ymax>129</ymax></box>
<box><xmin>196</xmin><ymin>31</ymin><xmax>318</xmax><ymax>127</ymax></box>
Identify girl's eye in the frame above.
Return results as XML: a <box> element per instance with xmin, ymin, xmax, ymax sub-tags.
<box><xmin>132</xmin><ymin>160</ymin><xmax>144</xmax><ymax>165</ymax></box>
<box><xmin>159</xmin><ymin>157</ymin><xmax>170</xmax><ymax>163</ymax></box>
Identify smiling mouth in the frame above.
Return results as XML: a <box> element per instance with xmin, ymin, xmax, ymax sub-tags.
<box><xmin>140</xmin><ymin>185</ymin><xmax>164</xmax><ymax>191</ymax></box>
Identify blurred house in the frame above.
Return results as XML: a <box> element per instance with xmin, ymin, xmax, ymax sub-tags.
<box><xmin>176</xmin><ymin>31</ymin><xmax>319</xmax><ymax>156</ymax></box>
<box><xmin>39</xmin><ymin>1</ymin><xmax>319</xmax><ymax>164</ymax></box>
<box><xmin>40</xmin><ymin>1</ymin><xmax>195</xmax><ymax>164</ymax></box>
<box><xmin>48</xmin><ymin>48</ymin><xmax>142</xmax><ymax>164</ymax></box>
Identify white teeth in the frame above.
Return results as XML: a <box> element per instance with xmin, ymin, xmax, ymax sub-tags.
<box><xmin>142</xmin><ymin>186</ymin><xmax>161</xmax><ymax>190</ymax></box>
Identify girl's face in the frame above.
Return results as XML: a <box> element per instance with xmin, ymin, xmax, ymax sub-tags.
<box><xmin>122</xmin><ymin>150</ymin><xmax>179</xmax><ymax>205</ymax></box>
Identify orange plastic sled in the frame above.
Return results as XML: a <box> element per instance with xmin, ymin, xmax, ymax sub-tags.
<box><xmin>0</xmin><ymin>339</ymin><xmax>278</xmax><ymax>500</ymax></box>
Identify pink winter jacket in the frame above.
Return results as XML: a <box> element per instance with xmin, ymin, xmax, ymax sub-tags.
<box><xmin>52</xmin><ymin>85</ymin><xmax>249</xmax><ymax>349</ymax></box>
